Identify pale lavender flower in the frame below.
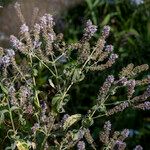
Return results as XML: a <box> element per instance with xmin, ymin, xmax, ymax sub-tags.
<box><xmin>107</xmin><ymin>101</ymin><xmax>129</xmax><ymax>116</ymax></box>
<box><xmin>105</xmin><ymin>45</ymin><xmax>114</xmax><ymax>52</ymax></box>
<box><xmin>40</xmin><ymin>15</ymin><xmax>47</xmax><ymax>26</ymax></box>
<box><xmin>8</xmin><ymin>85</ymin><xmax>18</xmax><ymax>106</ymax></box>
<box><xmin>141</xmin><ymin>85</ymin><xmax>150</xmax><ymax>100</ymax></box>
<box><xmin>127</xmin><ymin>80</ymin><xmax>136</xmax><ymax>99</ymax></box>
<box><xmin>46</xmin><ymin>14</ymin><xmax>54</xmax><ymax>26</ymax></box>
<box><xmin>61</xmin><ymin>114</ymin><xmax>70</xmax><ymax>124</ymax></box>
<box><xmin>20</xmin><ymin>24</ymin><xmax>29</xmax><ymax>33</ymax></box>
<box><xmin>6</xmin><ymin>49</ymin><xmax>15</xmax><ymax>57</ymax></box>
<box><xmin>33</xmin><ymin>41</ymin><xmax>42</xmax><ymax>49</ymax></box>
<box><xmin>10</xmin><ymin>35</ymin><xmax>18</xmax><ymax>44</ymax></box>
<box><xmin>106</xmin><ymin>75</ymin><xmax>115</xmax><ymax>83</ymax></box>
<box><xmin>25</xmin><ymin>104</ymin><xmax>33</xmax><ymax>114</ymax></box>
<box><xmin>109</xmin><ymin>53</ymin><xmax>118</xmax><ymax>61</ymax></box>
<box><xmin>34</xmin><ymin>23</ymin><xmax>41</xmax><ymax>32</ymax></box>
<box><xmin>134</xmin><ymin>101</ymin><xmax>150</xmax><ymax>110</ymax></box>
<box><xmin>2</xmin><ymin>55</ymin><xmax>10</xmax><ymax>65</ymax></box>
<box><xmin>121</xmin><ymin>129</ymin><xmax>130</xmax><ymax>138</ymax></box>
<box><xmin>146</xmin><ymin>85</ymin><xmax>150</xmax><ymax>94</ymax></box>
<box><xmin>20</xmin><ymin>86</ymin><xmax>31</xmax><ymax>99</ymax></box>
<box><xmin>127</xmin><ymin>80</ymin><xmax>136</xmax><ymax>87</ymax></box>
<box><xmin>77</xmin><ymin>141</ymin><xmax>85</xmax><ymax>150</ymax></box>
<box><xmin>143</xmin><ymin>101</ymin><xmax>150</xmax><ymax>110</ymax></box>
<box><xmin>100</xmin><ymin>75</ymin><xmax>114</xmax><ymax>96</ymax></box>
<box><xmin>83</xmin><ymin>19</ymin><xmax>97</xmax><ymax>40</ymax></box>
<box><xmin>31</xmin><ymin>123</ymin><xmax>40</xmax><ymax>134</ymax></box>
<box><xmin>41</xmin><ymin>101</ymin><xmax>47</xmax><ymax>115</ymax></box>
<box><xmin>102</xmin><ymin>25</ymin><xmax>110</xmax><ymax>38</ymax></box>
<box><xmin>114</xmin><ymin>140</ymin><xmax>126</xmax><ymax>150</ymax></box>
<box><xmin>48</xmin><ymin>33</ymin><xmax>55</xmax><ymax>41</ymax></box>
<box><xmin>134</xmin><ymin>145</ymin><xmax>143</xmax><ymax>150</ymax></box>
<box><xmin>77</xmin><ymin>129</ymin><xmax>85</xmax><ymax>140</ymax></box>
<box><xmin>104</xmin><ymin>121</ymin><xmax>111</xmax><ymax>131</ymax></box>
<box><xmin>10</xmin><ymin>35</ymin><xmax>23</xmax><ymax>49</ymax></box>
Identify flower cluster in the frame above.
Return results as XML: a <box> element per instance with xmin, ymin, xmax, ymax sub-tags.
<box><xmin>0</xmin><ymin>2</ymin><xmax>149</xmax><ymax>150</ymax></box>
<box><xmin>82</xmin><ymin>19</ymin><xmax>97</xmax><ymax>41</ymax></box>
<box><xmin>100</xmin><ymin>121</ymin><xmax>141</xmax><ymax>150</ymax></box>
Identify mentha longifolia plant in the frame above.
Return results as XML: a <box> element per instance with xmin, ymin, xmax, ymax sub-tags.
<box><xmin>0</xmin><ymin>2</ymin><xmax>149</xmax><ymax>150</ymax></box>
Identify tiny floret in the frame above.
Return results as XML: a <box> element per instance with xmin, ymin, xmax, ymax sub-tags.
<box><xmin>34</xmin><ymin>23</ymin><xmax>41</xmax><ymax>32</ymax></box>
<box><xmin>105</xmin><ymin>45</ymin><xmax>114</xmax><ymax>52</ymax></box>
<box><xmin>102</xmin><ymin>25</ymin><xmax>110</xmax><ymax>38</ymax></box>
<box><xmin>109</xmin><ymin>53</ymin><xmax>118</xmax><ymax>61</ymax></box>
<box><xmin>106</xmin><ymin>75</ymin><xmax>115</xmax><ymax>83</ymax></box>
<box><xmin>134</xmin><ymin>145</ymin><xmax>143</xmax><ymax>150</ymax></box>
<box><xmin>6</xmin><ymin>49</ymin><xmax>15</xmax><ymax>57</ymax></box>
<box><xmin>20</xmin><ymin>24</ymin><xmax>29</xmax><ymax>33</ymax></box>
<box><xmin>2</xmin><ymin>55</ymin><xmax>10</xmax><ymax>65</ymax></box>
<box><xmin>83</xmin><ymin>19</ymin><xmax>97</xmax><ymax>40</ymax></box>
<box><xmin>77</xmin><ymin>141</ymin><xmax>85</xmax><ymax>150</ymax></box>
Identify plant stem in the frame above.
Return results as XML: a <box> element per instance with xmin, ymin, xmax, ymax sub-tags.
<box><xmin>6</xmin><ymin>97</ymin><xmax>16</xmax><ymax>135</ymax></box>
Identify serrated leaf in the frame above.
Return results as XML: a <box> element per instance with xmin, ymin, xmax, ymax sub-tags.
<box><xmin>52</xmin><ymin>93</ymin><xmax>70</xmax><ymax>113</ymax></box>
<box><xmin>72</xmin><ymin>69</ymin><xmax>85</xmax><ymax>83</ymax></box>
<box><xmin>63</xmin><ymin>114</ymin><xmax>82</xmax><ymax>130</ymax></box>
<box><xmin>52</xmin><ymin>94</ymin><xmax>61</xmax><ymax>106</ymax></box>
<box><xmin>16</xmin><ymin>141</ymin><xmax>29</xmax><ymax>150</ymax></box>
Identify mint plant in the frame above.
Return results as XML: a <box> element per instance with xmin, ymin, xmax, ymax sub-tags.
<box><xmin>0</xmin><ymin>3</ymin><xmax>149</xmax><ymax>150</ymax></box>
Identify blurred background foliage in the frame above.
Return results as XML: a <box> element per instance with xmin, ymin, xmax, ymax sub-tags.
<box><xmin>0</xmin><ymin>0</ymin><xmax>150</xmax><ymax>149</ymax></box>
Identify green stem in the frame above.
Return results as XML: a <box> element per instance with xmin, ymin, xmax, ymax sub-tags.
<box><xmin>51</xmin><ymin>54</ymin><xmax>61</xmax><ymax>90</ymax></box>
<box><xmin>6</xmin><ymin>97</ymin><xmax>16</xmax><ymax>135</ymax></box>
<box><xmin>81</xmin><ymin>46</ymin><xmax>98</xmax><ymax>71</ymax></box>
<box><xmin>29</xmin><ymin>53</ymin><xmax>40</xmax><ymax>108</ymax></box>
<box><xmin>41</xmin><ymin>118</ymin><xmax>55</xmax><ymax>149</ymax></box>
<box><xmin>33</xmin><ymin>54</ymin><xmax>56</xmax><ymax>77</ymax></box>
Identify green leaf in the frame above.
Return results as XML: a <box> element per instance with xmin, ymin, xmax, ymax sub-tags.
<box><xmin>72</xmin><ymin>69</ymin><xmax>85</xmax><ymax>83</ymax></box>
<box><xmin>85</xmin><ymin>0</ymin><xmax>93</xmax><ymax>10</ymax></box>
<box><xmin>0</xmin><ymin>111</ymin><xmax>4</xmax><ymax>125</ymax></box>
<box><xmin>16</xmin><ymin>140</ymin><xmax>29</xmax><ymax>150</ymax></box>
<box><xmin>101</xmin><ymin>14</ymin><xmax>111</xmax><ymax>26</ymax></box>
<box><xmin>33</xmin><ymin>69</ymin><xmax>38</xmax><ymax>76</ymax></box>
<box><xmin>93</xmin><ymin>0</ymin><xmax>100</xmax><ymax>7</ymax></box>
<box><xmin>52</xmin><ymin>93</ymin><xmax>70</xmax><ymax>113</ymax></box>
<box><xmin>0</xmin><ymin>83</ymin><xmax>8</xmax><ymax>94</ymax></box>
<box><xmin>82</xmin><ymin>116</ymin><xmax>94</xmax><ymax>128</ymax></box>
<box><xmin>63</xmin><ymin>114</ymin><xmax>82</xmax><ymax>130</ymax></box>
<box><xmin>10</xmin><ymin>106</ymin><xmax>20</xmax><ymax>111</ymax></box>
<box><xmin>52</xmin><ymin>94</ymin><xmax>61</xmax><ymax>106</ymax></box>
<box><xmin>128</xmin><ymin>28</ymin><xmax>140</xmax><ymax>37</ymax></box>
<box><xmin>0</xmin><ymin>109</ymin><xmax>9</xmax><ymax>125</ymax></box>
<box><xmin>101</xmin><ymin>12</ymin><xmax>119</xmax><ymax>26</ymax></box>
